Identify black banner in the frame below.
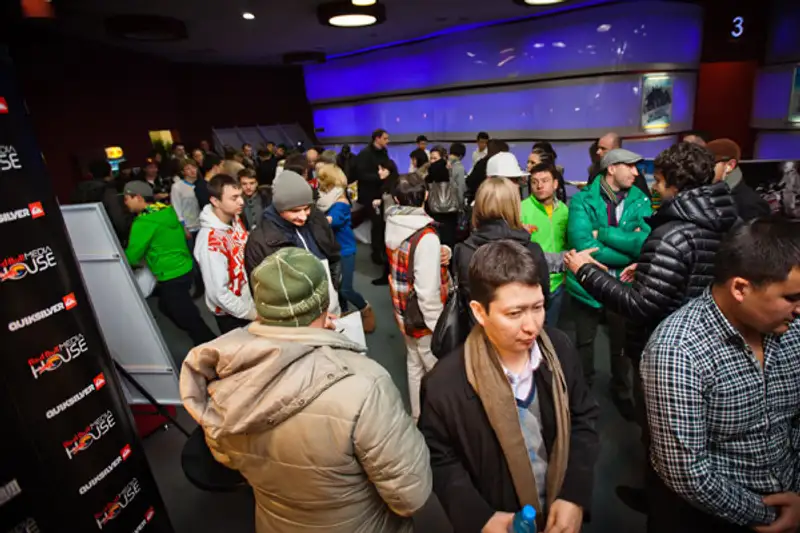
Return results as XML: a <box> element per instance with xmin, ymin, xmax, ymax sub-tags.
<box><xmin>0</xmin><ymin>47</ymin><xmax>174</xmax><ymax>533</ymax></box>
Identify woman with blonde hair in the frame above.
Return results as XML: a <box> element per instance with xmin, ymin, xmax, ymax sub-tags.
<box><xmin>452</xmin><ymin>177</ymin><xmax>550</xmax><ymax>304</ymax></box>
<box><xmin>316</xmin><ymin>163</ymin><xmax>375</xmax><ymax>333</ymax></box>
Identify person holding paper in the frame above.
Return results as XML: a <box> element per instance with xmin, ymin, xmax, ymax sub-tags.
<box><xmin>181</xmin><ymin>247</ymin><xmax>432</xmax><ymax>533</ymax></box>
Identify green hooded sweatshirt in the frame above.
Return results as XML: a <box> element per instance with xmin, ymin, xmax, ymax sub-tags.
<box><xmin>125</xmin><ymin>202</ymin><xmax>193</xmax><ymax>282</ymax></box>
<box><xmin>520</xmin><ymin>195</ymin><xmax>569</xmax><ymax>291</ymax></box>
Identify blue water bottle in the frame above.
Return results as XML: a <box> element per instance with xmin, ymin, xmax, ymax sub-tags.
<box><xmin>508</xmin><ymin>505</ymin><xmax>537</xmax><ymax>533</ymax></box>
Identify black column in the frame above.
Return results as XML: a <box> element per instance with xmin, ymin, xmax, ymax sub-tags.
<box><xmin>0</xmin><ymin>45</ymin><xmax>174</xmax><ymax>533</ymax></box>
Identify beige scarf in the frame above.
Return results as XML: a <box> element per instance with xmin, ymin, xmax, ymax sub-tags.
<box><xmin>464</xmin><ymin>326</ymin><xmax>570</xmax><ymax>521</ymax></box>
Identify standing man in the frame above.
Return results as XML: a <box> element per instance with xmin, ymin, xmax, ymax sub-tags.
<box><xmin>353</xmin><ymin>129</ymin><xmax>390</xmax><ymax>265</ymax></box>
<box><xmin>194</xmin><ymin>174</ymin><xmax>255</xmax><ymax>335</ymax></box>
<box><xmin>566</xmin><ymin>148</ymin><xmax>652</xmax><ymax>420</ymax></box>
<box><xmin>172</xmin><ymin>142</ymin><xmax>187</xmax><ymax>161</ymax></box>
<box><xmin>449</xmin><ymin>142</ymin><xmax>467</xmax><ymax>205</ymax></box>
<box><xmin>241</xmin><ymin>143</ymin><xmax>256</xmax><ymax>169</ymax></box>
<box><xmin>141</xmin><ymin>159</ymin><xmax>171</xmax><ymax>203</ymax></box>
<box><xmin>171</xmin><ymin>159</ymin><xmax>204</xmax><ymax>296</ymax></box>
<box><xmin>419</xmin><ymin>240</ymin><xmax>599</xmax><ymax>533</ymax></box>
<box><xmin>589</xmin><ymin>133</ymin><xmax>650</xmax><ymax>197</ymax></box>
<box><xmin>642</xmin><ymin>218</ymin><xmax>800</xmax><ymax>533</ymax></box>
<box><xmin>522</xmin><ymin>163</ymin><xmax>569</xmax><ymax>326</ymax></box>
<box><xmin>239</xmin><ymin>167</ymin><xmax>267</xmax><ymax>230</ymax></box>
<box><xmin>707</xmin><ymin>138</ymin><xmax>770</xmax><ymax>220</ymax></box>
<box><xmin>472</xmin><ymin>131</ymin><xmax>490</xmax><ymax>169</ymax></box>
<box><xmin>123</xmin><ymin>181</ymin><xmax>215</xmax><ymax>346</ymax></box>
<box><xmin>191</xmin><ymin>148</ymin><xmax>206</xmax><ymax>174</ymax></box>
<box><xmin>408</xmin><ymin>135</ymin><xmax>430</xmax><ymax>172</ymax></box>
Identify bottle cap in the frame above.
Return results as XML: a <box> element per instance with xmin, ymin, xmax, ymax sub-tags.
<box><xmin>522</xmin><ymin>505</ymin><xmax>536</xmax><ymax>521</ymax></box>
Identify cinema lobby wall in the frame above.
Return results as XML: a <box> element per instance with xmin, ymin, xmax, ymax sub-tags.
<box><xmin>751</xmin><ymin>2</ymin><xmax>800</xmax><ymax>160</ymax></box>
<box><xmin>305</xmin><ymin>1</ymin><xmax>703</xmax><ymax>180</ymax></box>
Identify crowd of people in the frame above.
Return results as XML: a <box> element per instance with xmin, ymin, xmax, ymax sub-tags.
<box><xmin>75</xmin><ymin>129</ymin><xmax>799</xmax><ymax>533</ymax></box>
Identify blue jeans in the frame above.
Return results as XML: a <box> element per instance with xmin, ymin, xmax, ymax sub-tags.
<box><xmin>545</xmin><ymin>285</ymin><xmax>564</xmax><ymax>327</ymax></box>
<box><xmin>340</xmin><ymin>254</ymin><xmax>367</xmax><ymax>312</ymax></box>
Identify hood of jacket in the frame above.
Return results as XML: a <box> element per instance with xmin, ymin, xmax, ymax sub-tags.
<box><xmin>199</xmin><ymin>203</ymin><xmax>234</xmax><ymax>231</ymax></box>
<box><xmin>463</xmin><ymin>218</ymin><xmax>531</xmax><ymax>251</ymax></box>
<box><xmin>651</xmin><ymin>181</ymin><xmax>738</xmax><ymax>232</ymax></box>
<box><xmin>180</xmin><ymin>324</ymin><xmax>367</xmax><ymax>440</ymax></box>
<box><xmin>137</xmin><ymin>202</ymin><xmax>183</xmax><ymax>230</ymax></box>
<box><xmin>385</xmin><ymin>206</ymin><xmax>434</xmax><ymax>250</ymax></box>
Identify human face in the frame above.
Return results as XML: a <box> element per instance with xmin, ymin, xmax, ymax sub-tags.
<box><xmin>418</xmin><ymin>140</ymin><xmax>427</xmax><ymax>151</ymax></box>
<box><xmin>266</xmin><ymin>143</ymin><xmax>275</xmax><ymax>154</ymax></box>
<box><xmin>240</xmin><ymin>176</ymin><xmax>258</xmax><ymax>197</ymax></box>
<box><xmin>375</xmin><ymin>133</ymin><xmax>390</xmax><ymax>149</ymax></box>
<box><xmin>531</xmin><ymin>170</ymin><xmax>557</xmax><ymax>204</ymax></box>
<box><xmin>276</xmin><ymin>147</ymin><xmax>286</xmax><ymax>157</ymax></box>
<box><xmin>243</xmin><ymin>145</ymin><xmax>253</xmax><ymax>158</ymax></box>
<box><xmin>477</xmin><ymin>139</ymin><xmax>488</xmax><ymax>152</ymax></box>
<box><xmin>471</xmin><ymin>282</ymin><xmax>545</xmax><ymax>356</ymax></box>
<box><xmin>607</xmin><ymin>163</ymin><xmax>638</xmax><ymax>190</ymax></box>
<box><xmin>182</xmin><ymin>164</ymin><xmax>198</xmax><ymax>181</ymax></box>
<box><xmin>200</xmin><ymin>140</ymin><xmax>211</xmax><ymax>152</ymax></box>
<box><xmin>652</xmin><ymin>170</ymin><xmax>678</xmax><ymax>200</ymax></box>
<box><xmin>192</xmin><ymin>150</ymin><xmax>204</xmax><ymax>166</ymax></box>
<box><xmin>596</xmin><ymin>134</ymin><xmax>617</xmax><ymax>158</ymax></box>
<box><xmin>378</xmin><ymin>165</ymin><xmax>390</xmax><ymax>180</ymax></box>
<box><xmin>174</xmin><ymin>145</ymin><xmax>186</xmax><ymax>159</ymax></box>
<box><xmin>527</xmin><ymin>152</ymin><xmax>541</xmax><ymax>173</ymax></box>
<box><xmin>306</xmin><ymin>149</ymin><xmax>318</xmax><ymax>164</ymax></box>
<box><xmin>214</xmin><ymin>185</ymin><xmax>244</xmax><ymax>218</ymax></box>
<box><xmin>279</xmin><ymin>205</ymin><xmax>311</xmax><ymax>226</ymax></box>
<box><xmin>713</xmin><ymin>159</ymin><xmax>735</xmax><ymax>184</ymax></box>
<box><xmin>144</xmin><ymin>164</ymin><xmax>158</xmax><ymax>179</ymax></box>
<box><xmin>735</xmin><ymin>267</ymin><xmax>800</xmax><ymax>335</ymax></box>
<box><xmin>430</xmin><ymin>151</ymin><xmax>441</xmax><ymax>163</ymax></box>
<box><xmin>123</xmin><ymin>194</ymin><xmax>146</xmax><ymax>213</ymax></box>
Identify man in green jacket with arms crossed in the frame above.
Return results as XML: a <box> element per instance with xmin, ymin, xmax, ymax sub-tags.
<box><xmin>521</xmin><ymin>163</ymin><xmax>570</xmax><ymax>327</ymax></box>
<box><xmin>566</xmin><ymin>149</ymin><xmax>651</xmax><ymax>420</ymax></box>
<box><xmin>123</xmin><ymin>181</ymin><xmax>216</xmax><ymax>347</ymax></box>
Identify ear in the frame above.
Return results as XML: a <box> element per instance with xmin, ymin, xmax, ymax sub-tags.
<box><xmin>729</xmin><ymin>159</ymin><xmax>738</xmax><ymax>171</ymax></box>
<box><xmin>469</xmin><ymin>300</ymin><xmax>488</xmax><ymax>328</ymax></box>
<box><xmin>730</xmin><ymin>277</ymin><xmax>751</xmax><ymax>303</ymax></box>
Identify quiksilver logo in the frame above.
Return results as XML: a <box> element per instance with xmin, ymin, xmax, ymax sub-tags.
<box><xmin>45</xmin><ymin>373</ymin><xmax>105</xmax><ymax>420</ymax></box>
<box><xmin>78</xmin><ymin>454</ymin><xmax>123</xmax><ymax>496</ymax></box>
<box><xmin>8</xmin><ymin>293</ymin><xmax>76</xmax><ymax>332</ymax></box>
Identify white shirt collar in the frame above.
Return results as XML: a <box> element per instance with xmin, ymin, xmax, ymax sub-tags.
<box><xmin>500</xmin><ymin>341</ymin><xmax>543</xmax><ymax>401</ymax></box>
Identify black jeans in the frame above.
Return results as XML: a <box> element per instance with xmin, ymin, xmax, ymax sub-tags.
<box><xmin>158</xmin><ymin>272</ymin><xmax>216</xmax><ymax>346</ymax></box>
<box><xmin>573</xmin><ymin>300</ymin><xmax>631</xmax><ymax>399</ymax></box>
<box><xmin>214</xmin><ymin>315</ymin><xmax>251</xmax><ymax>335</ymax></box>
<box><xmin>369</xmin><ymin>202</ymin><xmax>385</xmax><ymax>263</ymax></box>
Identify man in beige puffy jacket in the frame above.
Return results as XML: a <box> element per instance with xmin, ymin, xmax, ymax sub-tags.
<box><xmin>181</xmin><ymin>247</ymin><xmax>432</xmax><ymax>533</ymax></box>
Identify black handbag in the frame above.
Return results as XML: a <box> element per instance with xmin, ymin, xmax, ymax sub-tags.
<box><xmin>431</xmin><ymin>273</ymin><xmax>471</xmax><ymax>358</ymax></box>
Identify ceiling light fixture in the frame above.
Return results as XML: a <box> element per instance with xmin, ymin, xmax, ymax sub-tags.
<box><xmin>352</xmin><ymin>0</ymin><xmax>377</xmax><ymax>5</ymax></box>
<box><xmin>318</xmin><ymin>2</ymin><xmax>386</xmax><ymax>28</ymax></box>
<box><xmin>242</xmin><ymin>12</ymin><xmax>255</xmax><ymax>20</ymax></box>
<box><xmin>513</xmin><ymin>0</ymin><xmax>565</xmax><ymax>5</ymax></box>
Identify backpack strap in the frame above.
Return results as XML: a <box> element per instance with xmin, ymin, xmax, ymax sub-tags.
<box><xmin>406</xmin><ymin>225</ymin><xmax>435</xmax><ymax>289</ymax></box>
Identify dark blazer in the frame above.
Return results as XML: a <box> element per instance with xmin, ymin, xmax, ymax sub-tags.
<box><xmin>418</xmin><ymin>327</ymin><xmax>600</xmax><ymax>533</ymax></box>
<box><xmin>244</xmin><ymin>206</ymin><xmax>341</xmax><ymax>279</ymax></box>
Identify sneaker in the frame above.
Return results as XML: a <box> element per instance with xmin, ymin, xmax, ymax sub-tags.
<box><xmin>615</xmin><ymin>485</ymin><xmax>647</xmax><ymax>514</ymax></box>
<box><xmin>371</xmin><ymin>276</ymin><xmax>389</xmax><ymax>286</ymax></box>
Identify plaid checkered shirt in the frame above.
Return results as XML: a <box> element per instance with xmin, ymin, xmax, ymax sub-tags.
<box><xmin>641</xmin><ymin>288</ymin><xmax>800</xmax><ymax>526</ymax></box>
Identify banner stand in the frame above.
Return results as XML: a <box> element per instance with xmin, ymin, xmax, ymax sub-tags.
<box><xmin>0</xmin><ymin>46</ymin><xmax>175</xmax><ymax>532</ymax></box>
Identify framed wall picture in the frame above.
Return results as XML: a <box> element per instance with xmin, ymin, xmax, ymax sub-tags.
<box><xmin>789</xmin><ymin>66</ymin><xmax>800</xmax><ymax>124</ymax></box>
<box><xmin>641</xmin><ymin>74</ymin><xmax>674</xmax><ymax>132</ymax></box>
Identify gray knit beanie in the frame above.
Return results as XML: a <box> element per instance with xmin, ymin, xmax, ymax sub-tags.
<box><xmin>273</xmin><ymin>171</ymin><xmax>313</xmax><ymax>212</ymax></box>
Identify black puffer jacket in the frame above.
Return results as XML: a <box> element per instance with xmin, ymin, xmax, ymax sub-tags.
<box><xmin>575</xmin><ymin>181</ymin><xmax>738</xmax><ymax>359</ymax></box>
<box><xmin>453</xmin><ymin>219</ymin><xmax>550</xmax><ymax>305</ymax></box>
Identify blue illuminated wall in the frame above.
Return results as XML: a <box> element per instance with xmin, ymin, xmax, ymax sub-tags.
<box><xmin>308</xmin><ymin>1</ymin><xmax>702</xmax><ymax>171</ymax></box>
<box><xmin>752</xmin><ymin>2</ymin><xmax>800</xmax><ymax>160</ymax></box>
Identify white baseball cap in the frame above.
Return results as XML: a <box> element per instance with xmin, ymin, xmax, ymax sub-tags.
<box><xmin>486</xmin><ymin>152</ymin><xmax>527</xmax><ymax>178</ymax></box>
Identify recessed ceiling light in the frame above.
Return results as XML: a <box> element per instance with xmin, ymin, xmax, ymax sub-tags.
<box><xmin>352</xmin><ymin>0</ymin><xmax>377</xmax><ymax>5</ymax></box>
<box><xmin>242</xmin><ymin>12</ymin><xmax>255</xmax><ymax>20</ymax></box>
<box><xmin>318</xmin><ymin>2</ymin><xmax>386</xmax><ymax>28</ymax></box>
<box><xmin>513</xmin><ymin>0</ymin><xmax>564</xmax><ymax>5</ymax></box>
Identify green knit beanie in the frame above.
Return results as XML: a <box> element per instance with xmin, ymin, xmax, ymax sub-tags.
<box><xmin>251</xmin><ymin>247</ymin><xmax>330</xmax><ymax>327</ymax></box>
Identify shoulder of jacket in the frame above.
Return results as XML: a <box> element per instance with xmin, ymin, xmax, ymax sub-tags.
<box><xmin>423</xmin><ymin>349</ymin><xmax>466</xmax><ymax>398</ymax></box>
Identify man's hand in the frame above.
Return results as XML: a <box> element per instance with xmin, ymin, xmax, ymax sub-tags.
<box><xmin>564</xmin><ymin>247</ymin><xmax>607</xmax><ymax>274</ymax></box>
<box><xmin>372</xmin><ymin>199</ymin><xmax>381</xmax><ymax>208</ymax></box>
<box><xmin>621</xmin><ymin>263</ymin><xmax>638</xmax><ymax>283</ymax></box>
<box><xmin>326</xmin><ymin>216</ymin><xmax>333</xmax><ymax>224</ymax></box>
<box><xmin>545</xmin><ymin>499</ymin><xmax>583</xmax><ymax>533</ymax></box>
<box><xmin>440</xmin><ymin>246</ymin><xmax>452</xmax><ymax>266</ymax></box>
<box><xmin>481</xmin><ymin>512</ymin><xmax>514</xmax><ymax>533</ymax></box>
<box><xmin>523</xmin><ymin>224</ymin><xmax>539</xmax><ymax>234</ymax></box>
<box><xmin>753</xmin><ymin>493</ymin><xmax>800</xmax><ymax>533</ymax></box>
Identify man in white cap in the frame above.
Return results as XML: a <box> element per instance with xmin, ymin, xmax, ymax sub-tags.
<box><xmin>565</xmin><ymin>148</ymin><xmax>652</xmax><ymax>421</ymax></box>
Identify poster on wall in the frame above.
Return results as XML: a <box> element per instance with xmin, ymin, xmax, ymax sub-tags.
<box><xmin>788</xmin><ymin>66</ymin><xmax>800</xmax><ymax>124</ymax></box>
<box><xmin>640</xmin><ymin>74</ymin><xmax>673</xmax><ymax>132</ymax></box>
<box><xmin>0</xmin><ymin>47</ymin><xmax>174</xmax><ymax>532</ymax></box>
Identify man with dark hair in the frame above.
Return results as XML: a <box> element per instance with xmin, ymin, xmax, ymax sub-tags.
<box><xmin>408</xmin><ymin>135</ymin><xmax>431</xmax><ymax>172</ymax></box>
<box><xmin>472</xmin><ymin>131</ymin><xmax>490</xmax><ymax>168</ymax></box>
<box><xmin>588</xmin><ymin>133</ymin><xmax>649</xmax><ymax>196</ymax></box>
<box><xmin>385</xmin><ymin>172</ymin><xmax>450</xmax><ymax>421</ymax></box>
<box><xmin>640</xmin><ymin>218</ymin><xmax>800</xmax><ymax>533</ymax></box>
<box><xmin>680</xmin><ymin>130</ymin><xmax>709</xmax><ymax>147</ymax></box>
<box><xmin>194</xmin><ymin>174</ymin><xmax>254</xmax><ymax>334</ymax></box>
<box><xmin>239</xmin><ymin>167</ymin><xmax>267</xmax><ymax>230</ymax></box>
<box><xmin>449</xmin><ymin>142</ymin><xmax>467</xmax><ymax>204</ymax></box>
<box><xmin>199</xmin><ymin>139</ymin><xmax>212</xmax><ymax>155</ymax></box>
<box><xmin>172</xmin><ymin>142</ymin><xmax>187</xmax><ymax>160</ymax></box>
<box><xmin>467</xmin><ymin>138</ymin><xmax>510</xmax><ymax>204</ymax></box>
<box><xmin>72</xmin><ymin>159</ymin><xmax>130</xmax><ymax>245</ymax></box>
<box><xmin>420</xmin><ymin>239</ymin><xmax>599</xmax><ymax>533</ymax></box>
<box><xmin>123</xmin><ymin>181</ymin><xmax>215</xmax><ymax>346</ymax></box>
<box><xmin>566</xmin><ymin>148</ymin><xmax>652</xmax><ymax>419</ymax></box>
<box><xmin>353</xmin><ymin>129</ymin><xmax>391</xmax><ymax>264</ymax></box>
<box><xmin>241</xmin><ymin>143</ymin><xmax>255</xmax><ymax>169</ymax></box>
<box><xmin>565</xmin><ymin>141</ymin><xmax>739</xmax><ymax>512</ymax></box>
<box><xmin>707</xmin><ymin>138</ymin><xmax>770</xmax><ymax>221</ymax></box>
